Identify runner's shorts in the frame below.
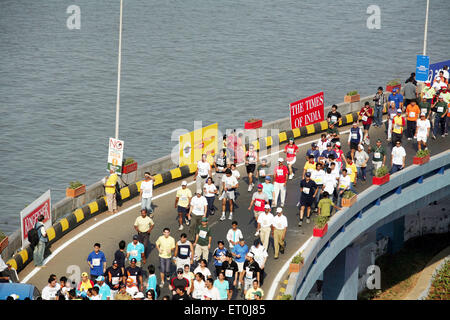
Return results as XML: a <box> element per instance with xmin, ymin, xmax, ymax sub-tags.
<box><xmin>246</xmin><ymin>164</ymin><xmax>256</xmax><ymax>174</ymax></box>
<box><xmin>287</xmin><ymin>157</ymin><xmax>296</xmax><ymax>166</ymax></box>
<box><xmin>223</xmin><ymin>190</ymin><xmax>235</xmax><ymax>200</ymax></box>
<box><xmin>417</xmin><ymin>134</ymin><xmax>427</xmax><ymax>143</ymax></box>
<box><xmin>177</xmin><ymin>206</ymin><xmax>189</xmax><ymax>215</ymax></box>
<box><xmin>299</xmin><ymin>195</ymin><xmax>314</xmax><ymax>207</ymax></box>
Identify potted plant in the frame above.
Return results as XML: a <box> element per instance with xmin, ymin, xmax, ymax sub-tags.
<box><xmin>244</xmin><ymin>118</ymin><xmax>263</xmax><ymax>130</ymax></box>
<box><xmin>341</xmin><ymin>190</ymin><xmax>357</xmax><ymax>207</ymax></box>
<box><xmin>386</xmin><ymin>79</ymin><xmax>401</xmax><ymax>92</ymax></box>
<box><xmin>372</xmin><ymin>166</ymin><xmax>390</xmax><ymax>185</ymax></box>
<box><xmin>66</xmin><ymin>181</ymin><xmax>86</xmax><ymax>198</ymax></box>
<box><xmin>122</xmin><ymin>157</ymin><xmax>138</xmax><ymax>174</ymax></box>
<box><xmin>313</xmin><ymin>215</ymin><xmax>329</xmax><ymax>237</ymax></box>
<box><xmin>0</xmin><ymin>230</ymin><xmax>8</xmax><ymax>254</ymax></box>
<box><xmin>344</xmin><ymin>91</ymin><xmax>360</xmax><ymax>103</ymax></box>
<box><xmin>413</xmin><ymin>149</ymin><xmax>430</xmax><ymax>165</ymax></box>
<box><xmin>280</xmin><ymin>294</ymin><xmax>292</xmax><ymax>300</ymax></box>
<box><xmin>289</xmin><ymin>252</ymin><xmax>304</xmax><ymax>273</ymax></box>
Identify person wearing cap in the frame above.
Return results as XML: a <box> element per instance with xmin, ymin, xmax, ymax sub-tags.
<box><xmin>390</xmin><ymin>140</ymin><xmax>406</xmax><ymax>174</ymax></box>
<box><xmin>272</xmin><ymin>157</ymin><xmax>289</xmax><ymax>208</ymax></box>
<box><xmin>213</xmin><ymin>240</ymin><xmax>229</xmax><ymax>276</ymax></box>
<box><xmin>248</xmin><ymin>184</ymin><xmax>269</xmax><ymax>225</ymax></box>
<box><xmin>359</xmin><ymin>101</ymin><xmax>373</xmax><ymax>144</ymax></box>
<box><xmin>220</xmin><ymin>168</ymin><xmax>239</xmax><ymax>221</ymax></box>
<box><xmin>87</xmin><ymin>243</ymin><xmax>107</xmax><ymax>281</ymax></box>
<box><xmin>77</xmin><ymin>272</ymin><xmax>94</xmax><ymax>295</ymax></box>
<box><xmin>245</xmin><ymin>279</ymin><xmax>264</xmax><ymax>300</ymax></box>
<box><xmin>203</xmin><ymin>177</ymin><xmax>218</xmax><ymax>217</ymax></box>
<box><xmin>241</xmin><ymin>252</ymin><xmax>261</xmax><ymax>297</ymax></box>
<box><xmin>326</xmin><ymin>121</ymin><xmax>340</xmax><ymax>143</ymax></box>
<box><xmin>261</xmin><ymin>176</ymin><xmax>275</xmax><ymax>207</ymax></box>
<box><xmin>440</xmin><ymin>85</ymin><xmax>450</xmax><ymax>104</ymax></box>
<box><xmin>125</xmin><ymin>277</ymin><xmax>139</xmax><ymax>297</ymax></box>
<box><xmin>232</xmin><ymin>237</ymin><xmax>249</xmax><ymax>290</ymax></box>
<box><xmin>94</xmin><ymin>276</ymin><xmax>112</xmax><ymax>300</ymax></box>
<box><xmin>327</xmin><ymin>104</ymin><xmax>342</xmax><ymax>126</ymax></box>
<box><xmin>405</xmin><ymin>100</ymin><xmax>420</xmax><ymax>140</ymax></box>
<box><xmin>368</xmin><ymin>139</ymin><xmax>386</xmax><ymax>173</ymax></box>
<box><xmin>306</xmin><ymin>142</ymin><xmax>320</xmax><ymax>162</ymax></box>
<box><xmin>169</xmin><ymin>268</ymin><xmax>190</xmax><ymax>295</ymax></box>
<box><xmin>354</xmin><ymin>144</ymin><xmax>369</xmax><ymax>182</ymax></box>
<box><xmin>431</xmin><ymin>94</ymin><xmax>448</xmax><ymax>139</ymax></box>
<box><xmin>415</xmin><ymin>112</ymin><xmax>431</xmax><ymax>151</ymax></box>
<box><xmin>104</xmin><ymin>168</ymin><xmax>118</xmax><ymax>214</ymax></box>
<box><xmin>332</xmin><ymin>142</ymin><xmax>344</xmax><ymax>172</ymax></box>
<box><xmin>188</xmin><ymin>189</ymin><xmax>208</xmax><ymax>240</ymax></box>
<box><xmin>193</xmin><ymin>217</ymin><xmax>212</xmax><ymax>263</ymax></box>
<box><xmin>155</xmin><ymin>227</ymin><xmax>176</xmax><ymax>287</ymax></box>
<box><xmin>226</xmin><ymin>221</ymin><xmax>243</xmax><ymax>250</ymax></box>
<box><xmin>256</xmin><ymin>158</ymin><xmax>271</xmax><ymax>184</ymax></box>
<box><xmin>422</xmin><ymin>80</ymin><xmax>435</xmax><ymax>102</ymax></box>
<box><xmin>386</xmin><ymin>101</ymin><xmax>397</xmax><ymax>141</ymax></box>
<box><xmin>140</xmin><ymin>171</ymin><xmax>155</xmax><ymax>215</ymax></box>
<box><xmin>391</xmin><ymin>108</ymin><xmax>405</xmax><ymax>145</ymax></box>
<box><xmin>298</xmin><ymin>171</ymin><xmax>318</xmax><ymax>226</ymax></box>
<box><xmin>373</xmin><ymin>86</ymin><xmax>386</xmax><ymax>127</ymax></box>
<box><xmin>125</xmin><ymin>258</ymin><xmax>144</xmax><ymax>292</ymax></box>
<box><xmin>245</xmin><ymin>144</ymin><xmax>259</xmax><ymax>192</ymax></box>
<box><xmin>284</xmin><ymin>137</ymin><xmax>299</xmax><ymax>179</ymax></box>
<box><xmin>214</xmin><ymin>149</ymin><xmax>227</xmax><ymax>192</ymax></box>
<box><xmin>348</xmin><ymin>121</ymin><xmax>363</xmax><ymax>160</ymax></box>
<box><xmin>126</xmin><ymin>235</ymin><xmax>145</xmax><ymax>267</ymax></box>
<box><xmin>272</xmin><ymin>207</ymin><xmax>288</xmax><ymax>259</ymax></box>
<box><xmin>134</xmin><ymin>209</ymin><xmax>155</xmax><ymax>256</ymax></box>
<box><xmin>194</xmin><ymin>154</ymin><xmax>212</xmax><ymax>191</ymax></box>
<box><xmin>114</xmin><ymin>283</ymin><xmax>132</xmax><ymax>300</ymax></box>
<box><xmin>388</xmin><ymin>87</ymin><xmax>404</xmax><ymax>111</ymax></box>
<box><xmin>174</xmin><ymin>233</ymin><xmax>194</xmax><ymax>270</ymax></box>
<box><xmin>175</xmin><ymin>180</ymin><xmax>192</xmax><ymax>231</ymax></box>
<box><xmin>105</xmin><ymin>260</ymin><xmax>125</xmax><ymax>294</ymax></box>
<box><xmin>255</xmin><ymin>205</ymin><xmax>274</xmax><ymax>250</ymax></box>
<box><xmin>319</xmin><ymin>142</ymin><xmax>337</xmax><ymax>166</ymax></box>
<box><xmin>432</xmin><ymin>71</ymin><xmax>447</xmax><ymax>90</ymax></box>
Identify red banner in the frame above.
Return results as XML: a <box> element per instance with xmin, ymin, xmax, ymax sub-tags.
<box><xmin>20</xmin><ymin>190</ymin><xmax>51</xmax><ymax>248</ymax></box>
<box><xmin>290</xmin><ymin>92</ymin><xmax>324</xmax><ymax>130</ymax></box>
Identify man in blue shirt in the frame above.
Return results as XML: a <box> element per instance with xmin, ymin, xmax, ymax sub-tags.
<box><xmin>261</xmin><ymin>176</ymin><xmax>274</xmax><ymax>207</ymax></box>
<box><xmin>306</xmin><ymin>143</ymin><xmax>320</xmax><ymax>162</ymax></box>
<box><xmin>126</xmin><ymin>235</ymin><xmax>146</xmax><ymax>267</ymax></box>
<box><xmin>213</xmin><ymin>240</ymin><xmax>228</xmax><ymax>277</ymax></box>
<box><xmin>319</xmin><ymin>142</ymin><xmax>337</xmax><ymax>166</ymax></box>
<box><xmin>87</xmin><ymin>243</ymin><xmax>106</xmax><ymax>281</ymax></box>
<box><xmin>94</xmin><ymin>276</ymin><xmax>112</xmax><ymax>300</ymax></box>
<box><xmin>388</xmin><ymin>88</ymin><xmax>404</xmax><ymax>111</ymax></box>
<box><xmin>231</xmin><ymin>237</ymin><xmax>249</xmax><ymax>291</ymax></box>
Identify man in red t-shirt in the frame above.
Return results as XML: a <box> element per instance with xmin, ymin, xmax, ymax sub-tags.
<box><xmin>333</xmin><ymin>141</ymin><xmax>344</xmax><ymax>172</ymax></box>
<box><xmin>273</xmin><ymin>158</ymin><xmax>289</xmax><ymax>208</ymax></box>
<box><xmin>284</xmin><ymin>138</ymin><xmax>299</xmax><ymax>180</ymax></box>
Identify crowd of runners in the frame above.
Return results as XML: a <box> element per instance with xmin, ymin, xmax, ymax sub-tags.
<box><xmin>31</xmin><ymin>73</ymin><xmax>449</xmax><ymax>300</ymax></box>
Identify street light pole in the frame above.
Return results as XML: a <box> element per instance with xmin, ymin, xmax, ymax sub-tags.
<box><xmin>115</xmin><ymin>0</ymin><xmax>123</xmax><ymax>140</ymax></box>
<box><xmin>423</xmin><ymin>0</ymin><xmax>429</xmax><ymax>56</ymax></box>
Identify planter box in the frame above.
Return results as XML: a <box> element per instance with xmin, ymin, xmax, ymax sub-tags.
<box><xmin>413</xmin><ymin>155</ymin><xmax>430</xmax><ymax>165</ymax></box>
<box><xmin>245</xmin><ymin>119</ymin><xmax>263</xmax><ymax>130</ymax></box>
<box><xmin>289</xmin><ymin>262</ymin><xmax>304</xmax><ymax>273</ymax></box>
<box><xmin>372</xmin><ymin>173</ymin><xmax>390</xmax><ymax>186</ymax></box>
<box><xmin>344</xmin><ymin>94</ymin><xmax>360</xmax><ymax>103</ymax></box>
<box><xmin>313</xmin><ymin>223</ymin><xmax>328</xmax><ymax>238</ymax></box>
<box><xmin>341</xmin><ymin>194</ymin><xmax>357</xmax><ymax>207</ymax></box>
<box><xmin>0</xmin><ymin>236</ymin><xmax>8</xmax><ymax>254</ymax></box>
<box><xmin>66</xmin><ymin>184</ymin><xmax>86</xmax><ymax>198</ymax></box>
<box><xmin>123</xmin><ymin>162</ymin><xmax>138</xmax><ymax>174</ymax></box>
<box><xmin>386</xmin><ymin>84</ymin><xmax>401</xmax><ymax>93</ymax></box>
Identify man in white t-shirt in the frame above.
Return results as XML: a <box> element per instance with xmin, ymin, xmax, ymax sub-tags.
<box><xmin>140</xmin><ymin>172</ymin><xmax>155</xmax><ymax>216</ymax></box>
<box><xmin>188</xmin><ymin>190</ymin><xmax>208</xmax><ymax>241</ymax></box>
<box><xmin>337</xmin><ymin>169</ymin><xmax>351</xmax><ymax>207</ymax></box>
<box><xmin>202</xmin><ymin>277</ymin><xmax>221</xmax><ymax>300</ymax></box>
<box><xmin>390</xmin><ymin>140</ymin><xmax>406</xmax><ymax>174</ymax></box>
<box><xmin>194</xmin><ymin>154</ymin><xmax>212</xmax><ymax>191</ymax></box>
<box><xmin>272</xmin><ymin>207</ymin><xmax>288</xmax><ymax>259</ymax></box>
<box><xmin>220</xmin><ymin>169</ymin><xmax>239</xmax><ymax>221</ymax></box>
<box><xmin>226</xmin><ymin>221</ymin><xmax>243</xmax><ymax>249</ymax></box>
<box><xmin>255</xmin><ymin>205</ymin><xmax>274</xmax><ymax>250</ymax></box>
<box><xmin>41</xmin><ymin>276</ymin><xmax>61</xmax><ymax>300</ymax></box>
<box><xmin>415</xmin><ymin>112</ymin><xmax>431</xmax><ymax>151</ymax></box>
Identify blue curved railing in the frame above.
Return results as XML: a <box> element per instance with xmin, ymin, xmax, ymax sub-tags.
<box><xmin>287</xmin><ymin>151</ymin><xmax>450</xmax><ymax>300</ymax></box>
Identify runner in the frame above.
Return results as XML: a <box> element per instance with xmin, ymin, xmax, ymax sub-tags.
<box><xmin>317</xmin><ymin>191</ymin><xmax>341</xmax><ymax>218</ymax></box>
<box><xmin>213</xmin><ymin>272</ymin><xmax>230</xmax><ymax>300</ymax></box>
<box><xmin>405</xmin><ymin>100</ymin><xmax>420</xmax><ymax>141</ymax></box>
<box><xmin>327</xmin><ymin>104</ymin><xmax>342</xmax><ymax>124</ymax></box>
<box><xmin>193</xmin><ymin>259</ymin><xmax>212</xmax><ymax>280</ymax></box>
<box><xmin>256</xmin><ymin>158</ymin><xmax>271</xmax><ymax>184</ymax></box>
<box><xmin>298</xmin><ymin>172</ymin><xmax>318</xmax><ymax>226</ymax></box>
<box><xmin>367</xmin><ymin>138</ymin><xmax>387</xmax><ymax>174</ymax></box>
<box><xmin>169</xmin><ymin>268</ymin><xmax>190</xmax><ymax>296</ymax></box>
<box><xmin>220</xmin><ymin>168</ymin><xmax>239</xmax><ymax>221</ymax></box>
<box><xmin>337</xmin><ymin>168</ymin><xmax>351</xmax><ymax>207</ymax></box>
<box><xmin>231</xmin><ymin>238</ymin><xmax>249</xmax><ymax>291</ymax></box>
<box><xmin>390</xmin><ymin>140</ymin><xmax>406</xmax><ymax>174</ymax></box>
<box><xmin>202</xmin><ymin>277</ymin><xmax>221</xmax><ymax>300</ymax></box>
<box><xmin>175</xmin><ymin>180</ymin><xmax>192</xmax><ymax>231</ymax></box>
<box><xmin>125</xmin><ymin>258</ymin><xmax>144</xmax><ymax>292</ymax></box>
<box><xmin>94</xmin><ymin>276</ymin><xmax>112</xmax><ymax>300</ymax></box>
<box><xmin>306</xmin><ymin>143</ymin><xmax>320</xmax><ymax>162</ymax></box>
<box><xmin>212</xmin><ymin>240</ymin><xmax>228</xmax><ymax>276</ymax></box>
<box><xmin>203</xmin><ymin>177</ymin><xmax>218</xmax><ymax>217</ymax></box>
<box><xmin>220</xmin><ymin>252</ymin><xmax>239</xmax><ymax>300</ymax></box>
<box><xmin>344</xmin><ymin>155</ymin><xmax>357</xmax><ymax>189</ymax></box>
<box><xmin>241</xmin><ymin>253</ymin><xmax>261</xmax><ymax>298</ymax></box>
<box><xmin>214</xmin><ymin>149</ymin><xmax>227</xmax><ymax>192</ymax></box>
<box><xmin>86</xmin><ymin>243</ymin><xmax>107</xmax><ymax>281</ymax></box>
<box><xmin>194</xmin><ymin>154</ymin><xmax>212</xmax><ymax>191</ymax></box>
<box><xmin>114</xmin><ymin>241</ymin><xmax>126</xmax><ymax>272</ymax></box>
<box><xmin>388</xmin><ymin>87</ymin><xmax>404</xmax><ymax>111</ymax></box>
<box><xmin>190</xmin><ymin>273</ymin><xmax>206</xmax><ymax>300</ymax></box>
<box><xmin>359</xmin><ymin>101</ymin><xmax>373</xmax><ymax>144</ymax></box>
<box><xmin>261</xmin><ymin>176</ymin><xmax>274</xmax><ymax>207</ymax></box>
<box><xmin>415</xmin><ymin>112</ymin><xmax>431</xmax><ymax>151</ymax></box>
<box><xmin>174</xmin><ymin>233</ymin><xmax>194</xmax><ymax>270</ymax></box>
<box><xmin>284</xmin><ymin>137</ymin><xmax>299</xmax><ymax>179</ymax></box>
<box><xmin>373</xmin><ymin>86</ymin><xmax>386</xmax><ymax>127</ymax></box>
<box><xmin>155</xmin><ymin>227</ymin><xmax>176</xmax><ymax>288</ymax></box>
<box><xmin>125</xmin><ymin>277</ymin><xmax>139</xmax><ymax>297</ymax></box>
<box><xmin>431</xmin><ymin>94</ymin><xmax>448</xmax><ymax>139</ymax></box>
<box><xmin>133</xmin><ymin>209</ymin><xmax>154</xmax><ymax>256</ymax></box>
<box><xmin>392</xmin><ymin>109</ymin><xmax>405</xmax><ymax>146</ymax></box>
<box><xmin>248</xmin><ymin>184</ymin><xmax>269</xmax><ymax>227</ymax></box>
<box><xmin>326</xmin><ymin>122</ymin><xmax>340</xmax><ymax>144</ymax></box>
<box><xmin>193</xmin><ymin>217</ymin><xmax>212</xmax><ymax>263</ymax></box>
<box><xmin>348</xmin><ymin>121</ymin><xmax>363</xmax><ymax>160</ymax></box>
<box><xmin>226</xmin><ymin>221</ymin><xmax>243</xmax><ymax>250</ymax></box>
<box><xmin>139</xmin><ymin>172</ymin><xmax>155</xmax><ymax>215</ymax></box>
<box><xmin>249</xmin><ymin>239</ymin><xmax>268</xmax><ymax>285</ymax></box>
<box><xmin>323</xmin><ymin>166</ymin><xmax>338</xmax><ymax>204</ymax></box>
<box><xmin>188</xmin><ymin>189</ymin><xmax>208</xmax><ymax>241</ymax></box>
<box><xmin>105</xmin><ymin>260</ymin><xmax>125</xmax><ymax>297</ymax></box>
<box><xmin>310</xmin><ymin>163</ymin><xmax>325</xmax><ymax>212</ymax></box>
<box><xmin>273</xmin><ymin>158</ymin><xmax>289</xmax><ymax>207</ymax></box>
<box><xmin>245</xmin><ymin>280</ymin><xmax>264</xmax><ymax>300</ymax></box>
<box><xmin>245</xmin><ymin>144</ymin><xmax>259</xmax><ymax>191</ymax></box>
<box><xmin>317</xmin><ymin>133</ymin><xmax>330</xmax><ymax>154</ymax></box>
<box><xmin>333</xmin><ymin>141</ymin><xmax>345</xmax><ymax>172</ymax></box>
<box><xmin>254</xmin><ymin>205</ymin><xmax>274</xmax><ymax>249</ymax></box>
<box><xmin>386</xmin><ymin>101</ymin><xmax>397</xmax><ymax>142</ymax></box>
<box><xmin>126</xmin><ymin>235</ymin><xmax>145</xmax><ymax>267</ymax></box>
<box><xmin>354</xmin><ymin>144</ymin><xmax>369</xmax><ymax>182</ymax></box>
<box><xmin>146</xmin><ymin>265</ymin><xmax>158</xmax><ymax>299</ymax></box>
<box><xmin>183</xmin><ymin>264</ymin><xmax>195</xmax><ymax>295</ymax></box>
<box><xmin>272</xmin><ymin>207</ymin><xmax>288</xmax><ymax>259</ymax></box>
<box><xmin>319</xmin><ymin>142</ymin><xmax>337</xmax><ymax>167</ymax></box>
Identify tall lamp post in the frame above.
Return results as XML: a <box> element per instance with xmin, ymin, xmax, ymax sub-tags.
<box><xmin>115</xmin><ymin>0</ymin><xmax>124</xmax><ymax>140</ymax></box>
<box><xmin>423</xmin><ymin>0</ymin><xmax>429</xmax><ymax>56</ymax></box>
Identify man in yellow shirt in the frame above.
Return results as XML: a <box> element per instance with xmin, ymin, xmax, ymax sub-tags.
<box><xmin>155</xmin><ymin>228</ymin><xmax>176</xmax><ymax>288</ymax></box>
<box><xmin>104</xmin><ymin>169</ymin><xmax>118</xmax><ymax>214</ymax></box>
<box><xmin>175</xmin><ymin>181</ymin><xmax>192</xmax><ymax>231</ymax></box>
<box><xmin>134</xmin><ymin>209</ymin><xmax>155</xmax><ymax>255</ymax></box>
<box><xmin>302</xmin><ymin>155</ymin><xmax>316</xmax><ymax>179</ymax></box>
<box><xmin>344</xmin><ymin>156</ymin><xmax>357</xmax><ymax>189</ymax></box>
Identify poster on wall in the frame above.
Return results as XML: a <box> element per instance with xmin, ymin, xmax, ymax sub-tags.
<box><xmin>20</xmin><ymin>190</ymin><xmax>52</xmax><ymax>249</ymax></box>
<box><xmin>179</xmin><ymin>123</ymin><xmax>218</xmax><ymax>166</ymax></box>
<box><xmin>290</xmin><ymin>92</ymin><xmax>325</xmax><ymax>130</ymax></box>
<box><xmin>107</xmin><ymin>137</ymin><xmax>124</xmax><ymax>175</ymax></box>
<box><xmin>428</xmin><ymin>59</ymin><xmax>450</xmax><ymax>82</ymax></box>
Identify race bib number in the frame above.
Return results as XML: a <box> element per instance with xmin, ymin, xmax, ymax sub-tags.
<box><xmin>287</xmin><ymin>147</ymin><xmax>295</xmax><ymax>154</ymax></box>
<box><xmin>374</xmin><ymin>152</ymin><xmax>381</xmax><ymax>159</ymax></box>
<box><xmin>277</xmin><ymin>169</ymin><xmax>283</xmax><ymax>176</ymax></box>
<box><xmin>180</xmin><ymin>247</ymin><xmax>189</xmax><ymax>256</ymax></box>
<box><xmin>421</xmin><ymin>108</ymin><xmax>427</xmax><ymax>114</ymax></box>
<box><xmin>259</xmin><ymin>169</ymin><xmax>266</xmax><ymax>176</ymax></box>
<box><xmin>112</xmin><ymin>277</ymin><xmax>120</xmax><ymax>285</ymax></box>
<box><xmin>180</xmin><ymin>196</ymin><xmax>188</xmax><ymax>202</ymax></box>
<box><xmin>409</xmin><ymin>112</ymin><xmax>416</xmax><ymax>118</ymax></box>
<box><xmin>339</xmin><ymin>184</ymin><xmax>347</xmax><ymax>189</ymax></box>
<box><xmin>92</xmin><ymin>258</ymin><xmax>101</xmax><ymax>267</ymax></box>
<box><xmin>255</xmin><ymin>200</ymin><xmax>262</xmax><ymax>207</ymax></box>
<box><xmin>390</xmin><ymin>113</ymin><xmax>395</xmax><ymax>119</ymax></box>
<box><xmin>351</xmin><ymin>133</ymin><xmax>357</xmax><ymax>140</ymax></box>
<box><xmin>130</xmin><ymin>276</ymin><xmax>137</xmax><ymax>283</ymax></box>
<box><xmin>394</xmin><ymin>124</ymin><xmax>401</xmax><ymax>130</ymax></box>
<box><xmin>437</xmin><ymin>107</ymin><xmax>444</xmax><ymax>113</ymax></box>
<box><xmin>303</xmin><ymin>187</ymin><xmax>310</xmax><ymax>194</ymax></box>
<box><xmin>199</xmin><ymin>230</ymin><xmax>207</xmax><ymax>239</ymax></box>
<box><xmin>331</xmin><ymin>116</ymin><xmax>337</xmax><ymax>123</ymax></box>
<box><xmin>246</xmin><ymin>269</ymin><xmax>253</xmax><ymax>279</ymax></box>
<box><xmin>314</xmin><ymin>177</ymin><xmax>322</xmax><ymax>184</ymax></box>
<box><xmin>362</xmin><ymin>116</ymin><xmax>368</xmax><ymax>122</ymax></box>
<box><xmin>225</xmin><ymin>269</ymin><xmax>233</xmax><ymax>278</ymax></box>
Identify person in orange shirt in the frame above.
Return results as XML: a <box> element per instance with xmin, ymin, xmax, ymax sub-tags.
<box><xmin>405</xmin><ymin>101</ymin><xmax>420</xmax><ymax>140</ymax></box>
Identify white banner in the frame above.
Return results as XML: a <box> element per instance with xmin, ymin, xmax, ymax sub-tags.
<box><xmin>107</xmin><ymin>137</ymin><xmax>124</xmax><ymax>175</ymax></box>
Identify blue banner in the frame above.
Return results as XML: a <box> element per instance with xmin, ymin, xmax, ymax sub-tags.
<box><xmin>428</xmin><ymin>59</ymin><xmax>450</xmax><ymax>82</ymax></box>
<box><xmin>416</xmin><ymin>55</ymin><xmax>429</xmax><ymax>82</ymax></box>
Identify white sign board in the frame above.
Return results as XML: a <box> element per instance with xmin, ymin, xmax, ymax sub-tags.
<box><xmin>107</xmin><ymin>137</ymin><xmax>124</xmax><ymax>175</ymax></box>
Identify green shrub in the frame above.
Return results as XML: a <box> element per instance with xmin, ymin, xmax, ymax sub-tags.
<box><xmin>387</xmin><ymin>79</ymin><xmax>401</xmax><ymax>86</ymax></box>
<box><xmin>69</xmin><ymin>181</ymin><xmax>83</xmax><ymax>189</ymax></box>
<box><xmin>342</xmin><ymin>190</ymin><xmax>356</xmax><ymax>199</ymax></box>
<box><xmin>346</xmin><ymin>91</ymin><xmax>358</xmax><ymax>96</ymax></box>
<box><xmin>0</xmin><ymin>230</ymin><xmax>5</xmax><ymax>242</ymax></box>
<box><xmin>415</xmin><ymin>149</ymin><xmax>430</xmax><ymax>158</ymax></box>
<box><xmin>314</xmin><ymin>215</ymin><xmax>329</xmax><ymax>229</ymax></box>
<box><xmin>280</xmin><ymin>294</ymin><xmax>292</xmax><ymax>300</ymax></box>
<box><xmin>291</xmin><ymin>252</ymin><xmax>304</xmax><ymax>264</ymax></box>
<box><xmin>375</xmin><ymin>166</ymin><xmax>389</xmax><ymax>177</ymax></box>
<box><xmin>124</xmin><ymin>157</ymin><xmax>136</xmax><ymax>166</ymax></box>
<box><xmin>247</xmin><ymin>118</ymin><xmax>261</xmax><ymax>123</ymax></box>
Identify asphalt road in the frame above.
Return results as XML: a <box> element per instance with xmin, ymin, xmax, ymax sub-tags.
<box><xmin>18</xmin><ymin>117</ymin><xmax>449</xmax><ymax>300</ymax></box>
